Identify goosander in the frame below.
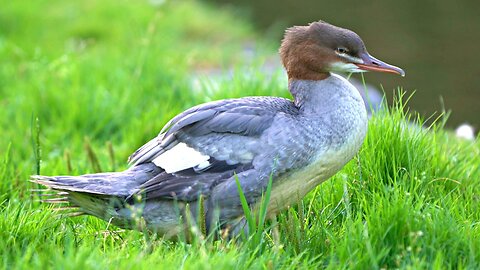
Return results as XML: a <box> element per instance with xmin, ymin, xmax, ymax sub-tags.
<box><xmin>33</xmin><ymin>21</ymin><xmax>404</xmax><ymax>238</ymax></box>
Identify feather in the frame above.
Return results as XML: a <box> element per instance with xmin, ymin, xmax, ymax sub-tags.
<box><xmin>152</xmin><ymin>143</ymin><xmax>210</xmax><ymax>173</ymax></box>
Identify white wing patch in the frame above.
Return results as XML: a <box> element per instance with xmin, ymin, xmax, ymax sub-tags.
<box><xmin>152</xmin><ymin>143</ymin><xmax>210</xmax><ymax>173</ymax></box>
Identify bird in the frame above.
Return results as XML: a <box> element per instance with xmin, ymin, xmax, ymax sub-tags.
<box><xmin>32</xmin><ymin>21</ymin><xmax>405</xmax><ymax>239</ymax></box>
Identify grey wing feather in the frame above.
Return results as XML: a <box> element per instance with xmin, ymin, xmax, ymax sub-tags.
<box><xmin>128</xmin><ymin>97</ymin><xmax>295</xmax><ymax>166</ymax></box>
<box><xmin>130</xmin><ymin>161</ymin><xmax>254</xmax><ymax>201</ymax></box>
<box><xmin>128</xmin><ymin>137</ymin><xmax>164</xmax><ymax>165</ymax></box>
<box><xmin>128</xmin><ymin>133</ymin><xmax>178</xmax><ymax>165</ymax></box>
<box><xmin>165</xmin><ymin>109</ymin><xmax>217</xmax><ymax>136</ymax></box>
<box><xmin>126</xmin><ymin>97</ymin><xmax>298</xmax><ymax>202</ymax></box>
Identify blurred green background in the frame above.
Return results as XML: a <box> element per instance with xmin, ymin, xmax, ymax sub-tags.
<box><xmin>207</xmin><ymin>0</ymin><xmax>480</xmax><ymax>128</ymax></box>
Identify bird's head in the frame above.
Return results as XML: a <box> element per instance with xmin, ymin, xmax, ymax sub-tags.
<box><xmin>279</xmin><ymin>21</ymin><xmax>405</xmax><ymax>81</ymax></box>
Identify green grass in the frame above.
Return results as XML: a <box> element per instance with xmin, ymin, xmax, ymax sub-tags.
<box><xmin>1</xmin><ymin>0</ymin><xmax>479</xmax><ymax>269</ymax></box>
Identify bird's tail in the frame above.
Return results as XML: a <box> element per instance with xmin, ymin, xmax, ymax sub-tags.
<box><xmin>31</xmin><ymin>163</ymin><xmax>163</xmax><ymax>221</ymax></box>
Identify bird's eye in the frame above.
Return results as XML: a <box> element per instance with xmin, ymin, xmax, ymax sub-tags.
<box><xmin>336</xmin><ymin>47</ymin><xmax>349</xmax><ymax>54</ymax></box>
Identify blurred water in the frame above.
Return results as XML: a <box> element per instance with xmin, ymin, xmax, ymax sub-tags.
<box><xmin>205</xmin><ymin>0</ymin><xmax>480</xmax><ymax>128</ymax></box>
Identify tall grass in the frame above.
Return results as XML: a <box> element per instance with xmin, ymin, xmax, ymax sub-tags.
<box><xmin>1</xmin><ymin>0</ymin><xmax>479</xmax><ymax>269</ymax></box>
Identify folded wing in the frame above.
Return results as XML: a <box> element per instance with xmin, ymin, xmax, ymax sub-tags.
<box><xmin>127</xmin><ymin>97</ymin><xmax>296</xmax><ymax>202</ymax></box>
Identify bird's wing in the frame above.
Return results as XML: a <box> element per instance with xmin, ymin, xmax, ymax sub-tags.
<box><xmin>127</xmin><ymin>97</ymin><xmax>296</xmax><ymax>201</ymax></box>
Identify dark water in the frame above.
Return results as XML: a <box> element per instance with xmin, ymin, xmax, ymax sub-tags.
<box><xmin>206</xmin><ymin>0</ymin><xmax>480</xmax><ymax>128</ymax></box>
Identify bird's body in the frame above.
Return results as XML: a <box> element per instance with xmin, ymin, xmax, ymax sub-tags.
<box><xmin>33</xmin><ymin>21</ymin><xmax>403</xmax><ymax>239</ymax></box>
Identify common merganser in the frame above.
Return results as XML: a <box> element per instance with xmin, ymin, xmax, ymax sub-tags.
<box><xmin>33</xmin><ymin>21</ymin><xmax>404</xmax><ymax>238</ymax></box>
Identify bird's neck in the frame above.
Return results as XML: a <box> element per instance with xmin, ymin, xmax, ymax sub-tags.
<box><xmin>289</xmin><ymin>73</ymin><xmax>359</xmax><ymax>114</ymax></box>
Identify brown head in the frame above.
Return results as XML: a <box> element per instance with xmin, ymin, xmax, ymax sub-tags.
<box><xmin>279</xmin><ymin>21</ymin><xmax>405</xmax><ymax>81</ymax></box>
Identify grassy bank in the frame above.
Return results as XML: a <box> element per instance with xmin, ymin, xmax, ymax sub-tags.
<box><xmin>1</xmin><ymin>0</ymin><xmax>479</xmax><ymax>269</ymax></box>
